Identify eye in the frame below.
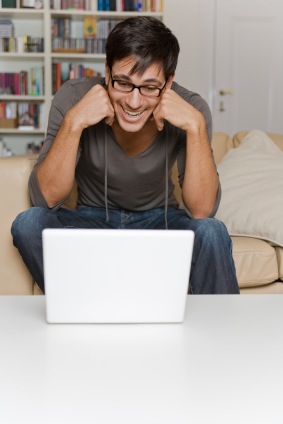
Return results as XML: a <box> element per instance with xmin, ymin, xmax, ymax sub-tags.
<box><xmin>142</xmin><ymin>86</ymin><xmax>159</xmax><ymax>93</ymax></box>
<box><xmin>116</xmin><ymin>81</ymin><xmax>133</xmax><ymax>89</ymax></box>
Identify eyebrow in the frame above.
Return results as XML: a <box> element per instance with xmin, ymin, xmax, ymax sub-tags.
<box><xmin>112</xmin><ymin>73</ymin><xmax>163</xmax><ymax>86</ymax></box>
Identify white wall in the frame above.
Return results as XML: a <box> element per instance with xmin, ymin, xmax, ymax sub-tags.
<box><xmin>164</xmin><ymin>0</ymin><xmax>199</xmax><ymax>91</ymax></box>
<box><xmin>164</xmin><ymin>0</ymin><xmax>214</xmax><ymax>107</ymax></box>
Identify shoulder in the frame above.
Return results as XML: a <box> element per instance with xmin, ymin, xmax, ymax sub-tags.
<box><xmin>171</xmin><ymin>81</ymin><xmax>213</xmax><ymax>141</ymax></box>
<box><xmin>52</xmin><ymin>76</ymin><xmax>106</xmax><ymax>111</ymax></box>
<box><xmin>172</xmin><ymin>81</ymin><xmax>210</xmax><ymax>113</ymax></box>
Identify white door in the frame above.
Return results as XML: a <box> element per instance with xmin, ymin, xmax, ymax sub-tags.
<box><xmin>213</xmin><ymin>0</ymin><xmax>283</xmax><ymax>135</ymax></box>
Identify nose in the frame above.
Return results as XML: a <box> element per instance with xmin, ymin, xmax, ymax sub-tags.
<box><xmin>125</xmin><ymin>87</ymin><xmax>143</xmax><ymax>109</ymax></box>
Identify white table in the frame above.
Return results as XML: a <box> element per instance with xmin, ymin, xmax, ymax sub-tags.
<box><xmin>1</xmin><ymin>295</ymin><xmax>283</xmax><ymax>424</ymax></box>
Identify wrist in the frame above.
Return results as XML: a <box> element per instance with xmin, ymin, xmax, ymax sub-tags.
<box><xmin>64</xmin><ymin>108</ymin><xmax>85</xmax><ymax>134</ymax></box>
<box><xmin>185</xmin><ymin>112</ymin><xmax>206</xmax><ymax>137</ymax></box>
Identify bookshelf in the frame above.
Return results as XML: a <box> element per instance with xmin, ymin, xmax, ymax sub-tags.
<box><xmin>0</xmin><ymin>0</ymin><xmax>164</xmax><ymax>155</ymax></box>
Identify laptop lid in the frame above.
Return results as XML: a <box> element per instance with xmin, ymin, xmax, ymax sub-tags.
<box><xmin>43</xmin><ymin>229</ymin><xmax>194</xmax><ymax>324</ymax></box>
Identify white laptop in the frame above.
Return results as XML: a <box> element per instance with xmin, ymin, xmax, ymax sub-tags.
<box><xmin>42</xmin><ymin>228</ymin><xmax>194</xmax><ymax>324</ymax></box>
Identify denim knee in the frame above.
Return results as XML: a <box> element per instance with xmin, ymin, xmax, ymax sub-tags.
<box><xmin>193</xmin><ymin>218</ymin><xmax>231</xmax><ymax>246</ymax></box>
<box><xmin>11</xmin><ymin>207</ymin><xmax>55</xmax><ymax>247</ymax></box>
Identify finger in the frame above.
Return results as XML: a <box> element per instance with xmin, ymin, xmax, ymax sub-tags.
<box><xmin>150</xmin><ymin>103</ymin><xmax>160</xmax><ymax>130</ymax></box>
<box><xmin>152</xmin><ymin>109</ymin><xmax>164</xmax><ymax>131</ymax></box>
<box><xmin>105</xmin><ymin>115</ymin><xmax>114</xmax><ymax>126</ymax></box>
<box><xmin>156</xmin><ymin>118</ymin><xmax>164</xmax><ymax>131</ymax></box>
<box><xmin>105</xmin><ymin>106</ymin><xmax>115</xmax><ymax>126</ymax></box>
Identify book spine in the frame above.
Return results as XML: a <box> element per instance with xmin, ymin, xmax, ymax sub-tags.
<box><xmin>97</xmin><ymin>0</ymin><xmax>104</xmax><ymax>10</ymax></box>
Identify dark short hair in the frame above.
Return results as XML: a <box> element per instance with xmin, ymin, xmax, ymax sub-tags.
<box><xmin>105</xmin><ymin>16</ymin><xmax>180</xmax><ymax>80</ymax></box>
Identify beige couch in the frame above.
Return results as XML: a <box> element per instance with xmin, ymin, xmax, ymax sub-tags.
<box><xmin>212</xmin><ymin>131</ymin><xmax>283</xmax><ymax>294</ymax></box>
<box><xmin>0</xmin><ymin>131</ymin><xmax>282</xmax><ymax>295</ymax></box>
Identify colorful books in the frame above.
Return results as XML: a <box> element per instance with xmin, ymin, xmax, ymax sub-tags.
<box><xmin>0</xmin><ymin>101</ymin><xmax>43</xmax><ymax>129</ymax></box>
<box><xmin>0</xmin><ymin>66</ymin><xmax>44</xmax><ymax>96</ymax></box>
<box><xmin>52</xmin><ymin>62</ymin><xmax>102</xmax><ymax>94</ymax></box>
<box><xmin>49</xmin><ymin>0</ymin><xmax>163</xmax><ymax>12</ymax></box>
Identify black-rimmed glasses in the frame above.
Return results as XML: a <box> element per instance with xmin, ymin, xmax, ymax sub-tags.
<box><xmin>110</xmin><ymin>72</ymin><xmax>167</xmax><ymax>98</ymax></box>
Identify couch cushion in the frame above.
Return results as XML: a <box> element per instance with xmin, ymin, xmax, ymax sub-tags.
<box><xmin>240</xmin><ymin>281</ymin><xmax>283</xmax><ymax>294</ymax></box>
<box><xmin>276</xmin><ymin>247</ymin><xmax>283</xmax><ymax>281</ymax></box>
<box><xmin>215</xmin><ymin>130</ymin><xmax>283</xmax><ymax>247</ymax></box>
<box><xmin>231</xmin><ymin>236</ymin><xmax>278</xmax><ymax>288</ymax></box>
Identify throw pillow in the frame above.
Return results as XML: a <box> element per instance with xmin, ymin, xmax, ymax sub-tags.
<box><xmin>215</xmin><ymin>129</ymin><xmax>283</xmax><ymax>247</ymax></box>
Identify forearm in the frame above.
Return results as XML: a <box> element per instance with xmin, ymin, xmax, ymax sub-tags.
<box><xmin>181</xmin><ymin>121</ymin><xmax>219</xmax><ymax>219</ymax></box>
<box><xmin>36</xmin><ymin>110</ymin><xmax>82</xmax><ymax>208</ymax></box>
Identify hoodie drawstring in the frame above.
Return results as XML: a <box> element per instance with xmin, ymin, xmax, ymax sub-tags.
<box><xmin>165</xmin><ymin>130</ymin><xmax>169</xmax><ymax>230</ymax></box>
<box><xmin>104</xmin><ymin>129</ymin><xmax>109</xmax><ymax>222</ymax></box>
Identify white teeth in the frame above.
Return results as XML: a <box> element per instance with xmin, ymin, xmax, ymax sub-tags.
<box><xmin>124</xmin><ymin>109</ymin><xmax>143</xmax><ymax>117</ymax></box>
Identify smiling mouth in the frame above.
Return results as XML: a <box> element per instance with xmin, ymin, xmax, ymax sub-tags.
<box><xmin>123</xmin><ymin>107</ymin><xmax>144</xmax><ymax>118</ymax></box>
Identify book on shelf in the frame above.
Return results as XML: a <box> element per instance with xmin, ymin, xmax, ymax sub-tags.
<box><xmin>84</xmin><ymin>16</ymin><xmax>97</xmax><ymax>38</ymax></box>
<box><xmin>0</xmin><ymin>101</ymin><xmax>43</xmax><ymax>130</ymax></box>
<box><xmin>20</xmin><ymin>0</ymin><xmax>43</xmax><ymax>8</ymax></box>
<box><xmin>49</xmin><ymin>0</ymin><xmax>163</xmax><ymax>12</ymax></box>
<box><xmin>52</xmin><ymin>18</ymin><xmax>120</xmax><ymax>53</ymax></box>
<box><xmin>24</xmin><ymin>36</ymin><xmax>44</xmax><ymax>53</ymax></box>
<box><xmin>58</xmin><ymin>0</ymin><xmax>84</xmax><ymax>9</ymax></box>
<box><xmin>0</xmin><ymin>20</ymin><xmax>13</xmax><ymax>38</ymax></box>
<box><xmin>0</xmin><ymin>35</ymin><xmax>44</xmax><ymax>53</ymax></box>
<box><xmin>97</xmin><ymin>0</ymin><xmax>118</xmax><ymax>10</ymax></box>
<box><xmin>0</xmin><ymin>66</ymin><xmax>44</xmax><ymax>95</ymax></box>
<box><xmin>0</xmin><ymin>102</ymin><xmax>6</xmax><ymax>118</ymax></box>
<box><xmin>0</xmin><ymin>102</ymin><xmax>17</xmax><ymax>129</ymax></box>
<box><xmin>52</xmin><ymin>62</ymin><xmax>102</xmax><ymax>94</ymax></box>
<box><xmin>1</xmin><ymin>0</ymin><xmax>17</xmax><ymax>8</ymax></box>
<box><xmin>0</xmin><ymin>101</ymin><xmax>17</xmax><ymax>129</ymax></box>
<box><xmin>51</xmin><ymin>0</ymin><xmax>86</xmax><ymax>9</ymax></box>
<box><xmin>28</xmin><ymin>66</ymin><xmax>44</xmax><ymax>96</ymax></box>
<box><xmin>17</xmin><ymin>102</ymin><xmax>42</xmax><ymax>129</ymax></box>
<box><xmin>52</xmin><ymin>18</ymin><xmax>71</xmax><ymax>38</ymax></box>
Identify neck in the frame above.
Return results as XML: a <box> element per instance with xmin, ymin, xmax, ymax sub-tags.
<box><xmin>111</xmin><ymin>120</ymin><xmax>160</xmax><ymax>156</ymax></box>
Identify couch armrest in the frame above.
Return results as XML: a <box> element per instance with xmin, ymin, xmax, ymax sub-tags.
<box><xmin>0</xmin><ymin>155</ymin><xmax>37</xmax><ymax>294</ymax></box>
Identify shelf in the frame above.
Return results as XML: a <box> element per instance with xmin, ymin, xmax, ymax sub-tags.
<box><xmin>51</xmin><ymin>52</ymin><xmax>105</xmax><ymax>60</ymax></box>
<box><xmin>0</xmin><ymin>8</ymin><xmax>45</xmax><ymax>18</ymax></box>
<box><xmin>0</xmin><ymin>5</ymin><xmax>164</xmax><ymax>155</ymax></box>
<box><xmin>0</xmin><ymin>53</ymin><xmax>45</xmax><ymax>59</ymax></box>
<box><xmin>49</xmin><ymin>10</ymin><xmax>163</xmax><ymax>18</ymax></box>
<box><xmin>0</xmin><ymin>95</ymin><xmax>45</xmax><ymax>101</ymax></box>
<box><xmin>0</xmin><ymin>128</ymin><xmax>45</xmax><ymax>134</ymax></box>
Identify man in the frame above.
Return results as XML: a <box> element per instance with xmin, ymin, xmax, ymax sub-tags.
<box><xmin>11</xmin><ymin>16</ymin><xmax>239</xmax><ymax>294</ymax></box>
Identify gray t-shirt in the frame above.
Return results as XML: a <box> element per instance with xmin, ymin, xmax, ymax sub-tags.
<box><xmin>29</xmin><ymin>76</ymin><xmax>220</xmax><ymax>216</ymax></box>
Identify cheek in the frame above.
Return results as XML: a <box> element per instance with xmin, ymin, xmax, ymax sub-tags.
<box><xmin>147</xmin><ymin>100</ymin><xmax>159</xmax><ymax>113</ymax></box>
<box><xmin>107</xmin><ymin>87</ymin><xmax>119</xmax><ymax>104</ymax></box>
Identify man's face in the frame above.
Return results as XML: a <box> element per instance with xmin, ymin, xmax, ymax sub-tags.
<box><xmin>106</xmin><ymin>57</ymin><xmax>172</xmax><ymax>133</ymax></box>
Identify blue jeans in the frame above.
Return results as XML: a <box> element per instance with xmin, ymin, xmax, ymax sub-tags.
<box><xmin>11</xmin><ymin>206</ymin><xmax>239</xmax><ymax>295</ymax></box>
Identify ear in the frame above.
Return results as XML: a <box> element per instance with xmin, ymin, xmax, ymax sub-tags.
<box><xmin>166</xmin><ymin>74</ymin><xmax>175</xmax><ymax>89</ymax></box>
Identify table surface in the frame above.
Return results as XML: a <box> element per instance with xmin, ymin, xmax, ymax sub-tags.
<box><xmin>1</xmin><ymin>295</ymin><xmax>283</xmax><ymax>424</ymax></box>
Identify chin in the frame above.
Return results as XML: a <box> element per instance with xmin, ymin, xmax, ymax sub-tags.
<box><xmin>116</xmin><ymin>117</ymin><xmax>148</xmax><ymax>133</ymax></box>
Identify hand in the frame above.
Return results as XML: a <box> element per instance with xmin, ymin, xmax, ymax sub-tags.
<box><xmin>152</xmin><ymin>88</ymin><xmax>205</xmax><ymax>133</ymax></box>
<box><xmin>67</xmin><ymin>84</ymin><xmax>115</xmax><ymax>131</ymax></box>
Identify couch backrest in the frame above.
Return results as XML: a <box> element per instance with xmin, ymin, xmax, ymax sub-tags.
<box><xmin>211</xmin><ymin>132</ymin><xmax>234</xmax><ymax>164</ymax></box>
<box><xmin>233</xmin><ymin>131</ymin><xmax>283</xmax><ymax>151</ymax></box>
